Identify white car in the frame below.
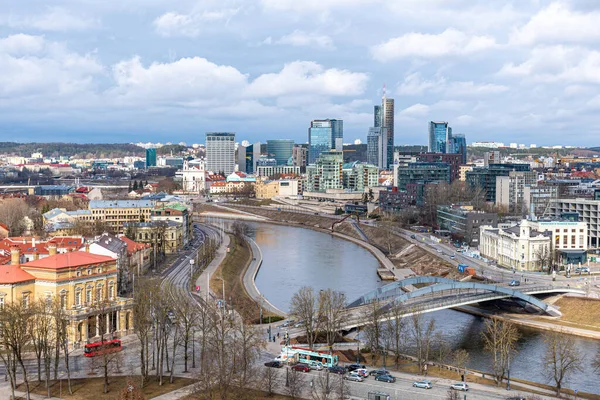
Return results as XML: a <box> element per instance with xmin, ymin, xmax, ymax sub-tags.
<box><xmin>344</xmin><ymin>373</ymin><xmax>364</xmax><ymax>382</ymax></box>
<box><xmin>450</xmin><ymin>382</ymin><xmax>469</xmax><ymax>391</ymax></box>
<box><xmin>309</xmin><ymin>362</ymin><xmax>324</xmax><ymax>371</ymax></box>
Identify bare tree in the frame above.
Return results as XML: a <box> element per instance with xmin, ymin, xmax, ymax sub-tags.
<box><xmin>90</xmin><ymin>300</ymin><xmax>123</xmax><ymax>393</ymax></box>
<box><xmin>285</xmin><ymin>367</ymin><xmax>305</xmax><ymax>399</ymax></box>
<box><xmin>311</xmin><ymin>370</ymin><xmax>336</xmax><ymax>400</ymax></box>
<box><xmin>174</xmin><ymin>292</ymin><xmax>200</xmax><ymax>373</ymax></box>
<box><xmin>481</xmin><ymin>318</ymin><xmax>520</xmax><ymax>386</ymax></box>
<box><xmin>133</xmin><ymin>278</ymin><xmax>157</xmax><ymax>387</ymax></box>
<box><xmin>361</xmin><ymin>300</ymin><xmax>383</xmax><ymax>364</ymax></box>
<box><xmin>30</xmin><ymin>300</ymin><xmax>56</xmax><ymax>397</ymax></box>
<box><xmin>262</xmin><ymin>364</ymin><xmax>277</xmax><ymax>396</ymax></box>
<box><xmin>452</xmin><ymin>349</ymin><xmax>470</xmax><ymax>380</ymax></box>
<box><xmin>446</xmin><ymin>388</ymin><xmax>461</xmax><ymax>400</ymax></box>
<box><xmin>334</xmin><ymin>373</ymin><xmax>351</xmax><ymax>400</ymax></box>
<box><xmin>409</xmin><ymin>311</ymin><xmax>436</xmax><ymax>375</ymax></box>
<box><xmin>432</xmin><ymin>332</ymin><xmax>452</xmax><ymax>366</ymax></box>
<box><xmin>289</xmin><ymin>287</ymin><xmax>320</xmax><ymax>350</ymax></box>
<box><xmin>0</xmin><ymin>301</ymin><xmax>34</xmax><ymax>400</ymax></box>
<box><xmin>318</xmin><ymin>289</ymin><xmax>346</xmax><ymax>352</ymax></box>
<box><xmin>534</xmin><ymin>245</ymin><xmax>553</xmax><ymax>273</ymax></box>
<box><xmin>385</xmin><ymin>303</ymin><xmax>405</xmax><ymax>368</ymax></box>
<box><xmin>542</xmin><ymin>330</ymin><xmax>584</xmax><ymax>396</ymax></box>
<box><xmin>0</xmin><ymin>198</ymin><xmax>30</xmax><ymax>235</ymax></box>
<box><xmin>51</xmin><ymin>297</ymin><xmax>72</xmax><ymax>394</ymax></box>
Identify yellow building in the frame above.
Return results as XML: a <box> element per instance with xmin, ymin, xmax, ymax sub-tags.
<box><xmin>0</xmin><ymin>244</ymin><xmax>133</xmax><ymax>346</ymax></box>
<box><xmin>89</xmin><ymin>200</ymin><xmax>154</xmax><ymax>234</ymax></box>
<box><xmin>459</xmin><ymin>164</ymin><xmax>475</xmax><ymax>181</ymax></box>
<box><xmin>255</xmin><ymin>180</ymin><xmax>280</xmax><ymax>199</ymax></box>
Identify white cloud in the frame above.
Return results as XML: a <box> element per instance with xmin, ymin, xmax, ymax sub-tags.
<box><xmin>398</xmin><ymin>103</ymin><xmax>430</xmax><ymax>117</ymax></box>
<box><xmin>246</xmin><ymin>61</ymin><xmax>368</xmax><ymax>97</ymax></box>
<box><xmin>274</xmin><ymin>30</ymin><xmax>334</xmax><ymax>49</ymax></box>
<box><xmin>372</xmin><ymin>29</ymin><xmax>496</xmax><ymax>61</ymax></box>
<box><xmin>498</xmin><ymin>45</ymin><xmax>600</xmax><ymax>84</ymax></box>
<box><xmin>261</xmin><ymin>0</ymin><xmax>376</xmax><ymax>13</ymax></box>
<box><xmin>153</xmin><ymin>8</ymin><xmax>239</xmax><ymax>37</ymax></box>
<box><xmin>511</xmin><ymin>2</ymin><xmax>600</xmax><ymax>45</ymax></box>
<box><xmin>397</xmin><ymin>72</ymin><xmax>507</xmax><ymax>97</ymax></box>
<box><xmin>1</xmin><ymin>7</ymin><xmax>99</xmax><ymax>31</ymax></box>
<box><xmin>110</xmin><ymin>56</ymin><xmax>248</xmax><ymax>103</ymax></box>
<box><xmin>0</xmin><ymin>34</ymin><xmax>103</xmax><ymax>99</ymax></box>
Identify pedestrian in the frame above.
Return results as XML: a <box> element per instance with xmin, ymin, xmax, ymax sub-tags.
<box><xmin>277</xmin><ymin>332</ymin><xmax>280</xmax><ymax>338</ymax></box>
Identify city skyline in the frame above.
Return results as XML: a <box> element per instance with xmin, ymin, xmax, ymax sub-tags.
<box><xmin>2</xmin><ymin>1</ymin><xmax>600</xmax><ymax>146</ymax></box>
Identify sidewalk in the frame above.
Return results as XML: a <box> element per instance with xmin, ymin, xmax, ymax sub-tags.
<box><xmin>195</xmin><ymin>229</ymin><xmax>229</xmax><ymax>301</ymax></box>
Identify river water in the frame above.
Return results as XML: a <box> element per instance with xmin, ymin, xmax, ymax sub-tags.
<box><xmin>246</xmin><ymin>221</ymin><xmax>600</xmax><ymax>395</ymax></box>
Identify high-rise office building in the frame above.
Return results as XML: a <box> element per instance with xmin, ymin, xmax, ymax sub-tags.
<box><xmin>367</xmin><ymin>127</ymin><xmax>388</xmax><ymax>169</ymax></box>
<box><xmin>308</xmin><ymin>119</ymin><xmax>343</xmax><ymax>164</ymax></box>
<box><xmin>450</xmin><ymin>134</ymin><xmax>467</xmax><ymax>164</ymax></box>
<box><xmin>306</xmin><ymin>151</ymin><xmax>344</xmax><ymax>192</ymax></box>
<box><xmin>205</xmin><ymin>132</ymin><xmax>236</xmax><ymax>175</ymax></box>
<box><xmin>374</xmin><ymin>105</ymin><xmax>382</xmax><ymax>127</ymax></box>
<box><xmin>145</xmin><ymin>148</ymin><xmax>156</xmax><ymax>168</ymax></box>
<box><xmin>382</xmin><ymin>96</ymin><xmax>394</xmax><ymax>169</ymax></box>
<box><xmin>292</xmin><ymin>144</ymin><xmax>308</xmax><ymax>172</ymax></box>
<box><xmin>237</xmin><ymin>142</ymin><xmax>260</xmax><ymax>174</ymax></box>
<box><xmin>428</xmin><ymin>121</ymin><xmax>452</xmax><ymax>153</ymax></box>
<box><xmin>267</xmin><ymin>139</ymin><xmax>294</xmax><ymax>166</ymax></box>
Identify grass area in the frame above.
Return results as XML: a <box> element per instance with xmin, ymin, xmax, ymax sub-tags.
<box><xmin>210</xmin><ymin>234</ymin><xmax>279</xmax><ymax>323</ymax></box>
<box><xmin>22</xmin><ymin>376</ymin><xmax>194</xmax><ymax>399</ymax></box>
<box><xmin>554</xmin><ymin>297</ymin><xmax>600</xmax><ymax>328</ymax></box>
<box><xmin>185</xmin><ymin>389</ymin><xmax>291</xmax><ymax>399</ymax></box>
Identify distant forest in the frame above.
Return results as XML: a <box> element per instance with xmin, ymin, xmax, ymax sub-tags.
<box><xmin>0</xmin><ymin>142</ymin><xmax>145</xmax><ymax>158</ymax></box>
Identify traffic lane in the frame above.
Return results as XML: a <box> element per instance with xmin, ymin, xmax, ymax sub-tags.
<box><xmin>265</xmin><ymin>366</ymin><xmax>511</xmax><ymax>400</ymax></box>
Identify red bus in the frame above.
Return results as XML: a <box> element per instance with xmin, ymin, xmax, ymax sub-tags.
<box><xmin>83</xmin><ymin>339</ymin><xmax>122</xmax><ymax>357</ymax></box>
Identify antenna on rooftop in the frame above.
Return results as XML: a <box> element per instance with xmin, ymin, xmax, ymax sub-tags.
<box><xmin>383</xmin><ymin>82</ymin><xmax>387</xmax><ymax>99</ymax></box>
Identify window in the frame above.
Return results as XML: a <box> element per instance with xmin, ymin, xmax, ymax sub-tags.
<box><xmin>571</xmin><ymin>236</ymin><xmax>576</xmax><ymax>245</ymax></box>
<box><xmin>87</xmin><ymin>269</ymin><xmax>91</xmax><ymax>275</ymax></box>
<box><xmin>60</xmin><ymin>293</ymin><xmax>67</xmax><ymax>309</ymax></box>
<box><xmin>0</xmin><ymin>297</ymin><xmax>4</xmax><ymax>310</ymax></box>
<box><xmin>563</xmin><ymin>236</ymin><xmax>568</xmax><ymax>245</ymax></box>
<box><xmin>96</xmin><ymin>287</ymin><xmax>102</xmax><ymax>303</ymax></box>
<box><xmin>77</xmin><ymin>270</ymin><xmax>81</xmax><ymax>277</ymax></box>
<box><xmin>22</xmin><ymin>293</ymin><xmax>30</xmax><ymax>309</ymax></box>
<box><xmin>109</xmin><ymin>284</ymin><xmax>115</xmax><ymax>299</ymax></box>
<box><xmin>75</xmin><ymin>289</ymin><xmax>82</xmax><ymax>306</ymax></box>
<box><xmin>86</xmin><ymin>289</ymin><xmax>92</xmax><ymax>305</ymax></box>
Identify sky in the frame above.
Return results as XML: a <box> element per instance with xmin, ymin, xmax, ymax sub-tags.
<box><xmin>2</xmin><ymin>0</ymin><xmax>600</xmax><ymax>147</ymax></box>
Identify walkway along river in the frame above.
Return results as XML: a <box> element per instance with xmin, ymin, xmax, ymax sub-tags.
<box><xmin>247</xmin><ymin>221</ymin><xmax>600</xmax><ymax>395</ymax></box>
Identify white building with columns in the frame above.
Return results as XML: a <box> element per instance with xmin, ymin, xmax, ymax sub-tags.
<box><xmin>180</xmin><ymin>159</ymin><xmax>206</xmax><ymax>193</ymax></box>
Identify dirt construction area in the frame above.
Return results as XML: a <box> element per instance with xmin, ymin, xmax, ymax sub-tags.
<box><xmin>213</xmin><ymin>205</ymin><xmax>457</xmax><ymax>279</ymax></box>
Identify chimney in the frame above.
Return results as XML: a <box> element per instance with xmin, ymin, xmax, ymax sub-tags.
<box><xmin>32</xmin><ymin>237</ymin><xmax>36</xmax><ymax>247</ymax></box>
<box><xmin>11</xmin><ymin>246</ymin><xmax>20</xmax><ymax>265</ymax></box>
<box><xmin>48</xmin><ymin>243</ymin><xmax>57</xmax><ymax>256</ymax></box>
<box><xmin>85</xmin><ymin>243</ymin><xmax>90</xmax><ymax>253</ymax></box>
<box><xmin>33</xmin><ymin>252</ymin><xmax>39</xmax><ymax>261</ymax></box>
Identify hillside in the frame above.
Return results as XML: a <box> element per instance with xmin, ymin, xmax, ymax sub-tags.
<box><xmin>0</xmin><ymin>142</ymin><xmax>145</xmax><ymax>158</ymax></box>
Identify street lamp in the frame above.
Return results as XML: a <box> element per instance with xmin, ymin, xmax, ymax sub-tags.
<box><xmin>189</xmin><ymin>258</ymin><xmax>194</xmax><ymax>287</ymax></box>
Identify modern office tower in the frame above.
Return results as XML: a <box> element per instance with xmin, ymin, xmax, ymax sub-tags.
<box><xmin>342</xmin><ymin>143</ymin><xmax>368</xmax><ymax>163</ymax></box>
<box><xmin>267</xmin><ymin>139</ymin><xmax>294</xmax><ymax>165</ymax></box>
<box><xmin>145</xmin><ymin>148</ymin><xmax>157</xmax><ymax>168</ymax></box>
<box><xmin>205</xmin><ymin>132</ymin><xmax>236</xmax><ymax>175</ymax></box>
<box><xmin>382</xmin><ymin>96</ymin><xmax>394</xmax><ymax>169</ymax></box>
<box><xmin>428</xmin><ymin>121</ymin><xmax>452</xmax><ymax>153</ymax></box>
<box><xmin>308</xmin><ymin>119</ymin><xmax>343</xmax><ymax>164</ymax></box>
<box><xmin>237</xmin><ymin>142</ymin><xmax>260</xmax><ymax>174</ymax></box>
<box><xmin>367</xmin><ymin>127</ymin><xmax>388</xmax><ymax>169</ymax></box>
<box><xmin>395</xmin><ymin>162</ymin><xmax>451</xmax><ymax>190</ymax></box>
<box><xmin>374</xmin><ymin>105</ymin><xmax>382</xmax><ymax>127</ymax></box>
<box><xmin>450</xmin><ymin>134</ymin><xmax>467</xmax><ymax>164</ymax></box>
<box><xmin>466</xmin><ymin>163</ymin><xmax>531</xmax><ymax>202</ymax></box>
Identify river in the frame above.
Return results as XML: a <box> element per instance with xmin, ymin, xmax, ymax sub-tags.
<box><xmin>245</xmin><ymin>221</ymin><xmax>600</xmax><ymax>395</ymax></box>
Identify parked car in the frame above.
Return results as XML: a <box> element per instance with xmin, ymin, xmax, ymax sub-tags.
<box><xmin>505</xmin><ymin>397</ymin><xmax>526</xmax><ymax>400</ymax></box>
<box><xmin>292</xmin><ymin>364</ymin><xmax>310</xmax><ymax>373</ymax></box>
<box><xmin>509</xmin><ymin>280</ymin><xmax>521</xmax><ymax>287</ymax></box>
<box><xmin>410</xmin><ymin>234</ymin><xmax>416</xmax><ymax>239</ymax></box>
<box><xmin>369</xmin><ymin>369</ymin><xmax>389</xmax><ymax>377</ymax></box>
<box><xmin>354</xmin><ymin>368</ymin><xmax>369</xmax><ymax>377</ymax></box>
<box><xmin>436</xmin><ymin>249</ymin><xmax>443</xmax><ymax>253</ymax></box>
<box><xmin>449</xmin><ymin>255</ymin><xmax>455</xmax><ymax>259</ymax></box>
<box><xmin>309</xmin><ymin>363</ymin><xmax>324</xmax><ymax>371</ymax></box>
<box><xmin>412</xmin><ymin>380</ymin><xmax>433</xmax><ymax>389</ymax></box>
<box><xmin>344</xmin><ymin>373</ymin><xmax>364</xmax><ymax>382</ymax></box>
<box><xmin>575</xmin><ymin>267</ymin><xmax>590</xmax><ymax>274</ymax></box>
<box><xmin>450</xmin><ymin>382</ymin><xmax>469</xmax><ymax>391</ymax></box>
<box><xmin>375</xmin><ymin>374</ymin><xmax>396</xmax><ymax>383</ymax></box>
<box><xmin>264</xmin><ymin>361</ymin><xmax>282</xmax><ymax>368</ymax></box>
<box><xmin>328</xmin><ymin>365</ymin><xmax>346</xmax><ymax>375</ymax></box>
<box><xmin>294</xmin><ymin>321</ymin><xmax>304</xmax><ymax>328</ymax></box>
<box><xmin>347</xmin><ymin>364</ymin><xmax>366</xmax><ymax>372</ymax></box>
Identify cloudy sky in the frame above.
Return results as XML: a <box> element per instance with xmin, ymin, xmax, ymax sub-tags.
<box><xmin>2</xmin><ymin>0</ymin><xmax>600</xmax><ymax>146</ymax></box>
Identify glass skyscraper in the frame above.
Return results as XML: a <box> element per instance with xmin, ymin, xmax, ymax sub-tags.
<box><xmin>382</xmin><ymin>97</ymin><xmax>394</xmax><ymax>169</ymax></box>
<box><xmin>145</xmin><ymin>148</ymin><xmax>156</xmax><ymax>168</ymax></box>
<box><xmin>450</xmin><ymin>134</ymin><xmax>467</xmax><ymax>164</ymax></box>
<box><xmin>267</xmin><ymin>139</ymin><xmax>294</xmax><ymax>165</ymax></box>
<box><xmin>428</xmin><ymin>121</ymin><xmax>452</xmax><ymax>153</ymax></box>
<box><xmin>206</xmin><ymin>132</ymin><xmax>236</xmax><ymax>175</ymax></box>
<box><xmin>374</xmin><ymin>105</ymin><xmax>382</xmax><ymax>127</ymax></box>
<box><xmin>308</xmin><ymin>119</ymin><xmax>343</xmax><ymax>164</ymax></box>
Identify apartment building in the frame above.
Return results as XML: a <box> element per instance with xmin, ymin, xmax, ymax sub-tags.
<box><xmin>89</xmin><ymin>200</ymin><xmax>155</xmax><ymax>234</ymax></box>
<box><xmin>551</xmin><ymin>199</ymin><xmax>600</xmax><ymax>247</ymax></box>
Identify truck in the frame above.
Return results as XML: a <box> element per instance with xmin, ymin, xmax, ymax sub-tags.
<box><xmin>458</xmin><ymin>264</ymin><xmax>468</xmax><ymax>273</ymax></box>
<box><xmin>368</xmin><ymin>392</ymin><xmax>391</xmax><ymax>400</ymax></box>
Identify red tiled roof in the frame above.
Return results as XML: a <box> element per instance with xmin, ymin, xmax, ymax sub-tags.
<box><xmin>119</xmin><ymin>236</ymin><xmax>150</xmax><ymax>255</ymax></box>
<box><xmin>0</xmin><ymin>237</ymin><xmax>84</xmax><ymax>256</ymax></box>
<box><xmin>0</xmin><ymin>265</ymin><xmax>35</xmax><ymax>284</ymax></box>
<box><xmin>0</xmin><ymin>223</ymin><xmax>8</xmax><ymax>231</ymax></box>
<box><xmin>21</xmin><ymin>251</ymin><xmax>113</xmax><ymax>270</ymax></box>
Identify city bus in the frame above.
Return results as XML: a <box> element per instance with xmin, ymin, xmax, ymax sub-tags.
<box><xmin>83</xmin><ymin>339</ymin><xmax>122</xmax><ymax>357</ymax></box>
<box><xmin>280</xmin><ymin>346</ymin><xmax>339</xmax><ymax>368</ymax></box>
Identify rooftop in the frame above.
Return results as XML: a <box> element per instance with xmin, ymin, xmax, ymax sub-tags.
<box><xmin>0</xmin><ymin>265</ymin><xmax>35</xmax><ymax>284</ymax></box>
<box><xmin>89</xmin><ymin>200</ymin><xmax>155</xmax><ymax>209</ymax></box>
<box><xmin>22</xmin><ymin>251</ymin><xmax>114</xmax><ymax>270</ymax></box>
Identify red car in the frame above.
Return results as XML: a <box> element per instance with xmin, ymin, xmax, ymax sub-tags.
<box><xmin>292</xmin><ymin>363</ymin><xmax>310</xmax><ymax>372</ymax></box>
